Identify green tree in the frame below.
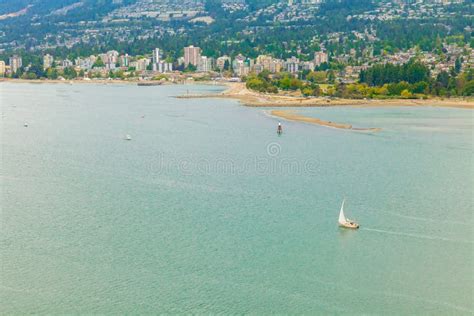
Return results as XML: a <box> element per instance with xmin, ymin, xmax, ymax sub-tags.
<box><xmin>454</xmin><ymin>57</ymin><xmax>462</xmax><ymax>74</ymax></box>
<box><xmin>327</xmin><ymin>70</ymin><xmax>336</xmax><ymax>84</ymax></box>
<box><xmin>63</xmin><ymin>67</ymin><xmax>77</xmax><ymax>79</ymax></box>
<box><xmin>92</xmin><ymin>59</ymin><xmax>105</xmax><ymax>68</ymax></box>
<box><xmin>411</xmin><ymin>81</ymin><xmax>429</xmax><ymax>94</ymax></box>
<box><xmin>184</xmin><ymin>64</ymin><xmax>197</xmax><ymax>72</ymax></box>
<box><xmin>46</xmin><ymin>68</ymin><xmax>58</xmax><ymax>79</ymax></box>
<box><xmin>401</xmin><ymin>89</ymin><xmax>414</xmax><ymax>99</ymax></box>
<box><xmin>463</xmin><ymin>80</ymin><xmax>474</xmax><ymax>96</ymax></box>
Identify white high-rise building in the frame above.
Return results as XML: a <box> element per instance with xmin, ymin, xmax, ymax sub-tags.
<box><xmin>152</xmin><ymin>48</ymin><xmax>161</xmax><ymax>71</ymax></box>
<box><xmin>43</xmin><ymin>54</ymin><xmax>54</xmax><ymax>70</ymax></box>
<box><xmin>184</xmin><ymin>45</ymin><xmax>201</xmax><ymax>67</ymax></box>
<box><xmin>198</xmin><ymin>56</ymin><xmax>214</xmax><ymax>72</ymax></box>
<box><xmin>9</xmin><ymin>55</ymin><xmax>22</xmax><ymax>73</ymax></box>
<box><xmin>285</xmin><ymin>56</ymin><xmax>299</xmax><ymax>73</ymax></box>
<box><xmin>152</xmin><ymin>48</ymin><xmax>160</xmax><ymax>64</ymax></box>
<box><xmin>106</xmin><ymin>50</ymin><xmax>119</xmax><ymax>64</ymax></box>
<box><xmin>119</xmin><ymin>54</ymin><xmax>130</xmax><ymax>67</ymax></box>
<box><xmin>158</xmin><ymin>62</ymin><xmax>173</xmax><ymax>73</ymax></box>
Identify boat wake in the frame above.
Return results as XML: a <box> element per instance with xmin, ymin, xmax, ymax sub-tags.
<box><xmin>362</xmin><ymin>227</ymin><xmax>473</xmax><ymax>244</ymax></box>
<box><xmin>384</xmin><ymin>211</ymin><xmax>472</xmax><ymax>226</ymax></box>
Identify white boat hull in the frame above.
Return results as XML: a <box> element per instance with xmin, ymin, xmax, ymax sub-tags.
<box><xmin>339</xmin><ymin>221</ymin><xmax>359</xmax><ymax>229</ymax></box>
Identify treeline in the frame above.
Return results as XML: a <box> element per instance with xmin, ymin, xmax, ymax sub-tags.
<box><xmin>246</xmin><ymin>70</ymin><xmax>327</xmax><ymax>97</ymax></box>
<box><xmin>360</xmin><ymin>61</ymin><xmax>431</xmax><ymax>86</ymax></box>
<box><xmin>245</xmin><ymin>67</ymin><xmax>474</xmax><ymax>98</ymax></box>
<box><xmin>360</xmin><ymin>60</ymin><xmax>472</xmax><ymax>97</ymax></box>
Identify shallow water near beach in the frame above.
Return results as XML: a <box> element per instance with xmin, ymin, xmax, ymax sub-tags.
<box><xmin>1</xmin><ymin>82</ymin><xmax>473</xmax><ymax>313</ymax></box>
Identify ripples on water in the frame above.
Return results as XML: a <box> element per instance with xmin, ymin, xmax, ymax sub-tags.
<box><xmin>1</xmin><ymin>83</ymin><xmax>473</xmax><ymax>314</ymax></box>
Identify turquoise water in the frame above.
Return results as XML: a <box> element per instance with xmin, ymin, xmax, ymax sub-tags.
<box><xmin>1</xmin><ymin>83</ymin><xmax>473</xmax><ymax>314</ymax></box>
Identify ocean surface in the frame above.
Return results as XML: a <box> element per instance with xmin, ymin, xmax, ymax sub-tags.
<box><xmin>1</xmin><ymin>82</ymin><xmax>473</xmax><ymax>314</ymax></box>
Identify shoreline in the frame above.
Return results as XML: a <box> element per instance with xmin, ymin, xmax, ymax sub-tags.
<box><xmin>3</xmin><ymin>78</ymin><xmax>473</xmax><ymax>109</ymax></box>
<box><xmin>0</xmin><ymin>78</ymin><xmax>228</xmax><ymax>87</ymax></box>
<box><xmin>178</xmin><ymin>82</ymin><xmax>474</xmax><ymax>109</ymax></box>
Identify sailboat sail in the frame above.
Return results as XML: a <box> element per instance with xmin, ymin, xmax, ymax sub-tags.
<box><xmin>338</xmin><ymin>199</ymin><xmax>346</xmax><ymax>224</ymax></box>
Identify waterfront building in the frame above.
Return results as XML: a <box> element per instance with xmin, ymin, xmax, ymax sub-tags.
<box><xmin>43</xmin><ymin>54</ymin><xmax>54</xmax><ymax>70</ymax></box>
<box><xmin>152</xmin><ymin>48</ymin><xmax>161</xmax><ymax>71</ymax></box>
<box><xmin>9</xmin><ymin>55</ymin><xmax>22</xmax><ymax>74</ymax></box>
<box><xmin>285</xmin><ymin>56</ymin><xmax>300</xmax><ymax>73</ymax></box>
<box><xmin>232</xmin><ymin>54</ymin><xmax>251</xmax><ymax>77</ymax></box>
<box><xmin>75</xmin><ymin>57</ymin><xmax>94</xmax><ymax>70</ymax></box>
<box><xmin>61</xmin><ymin>59</ymin><xmax>73</xmax><ymax>68</ymax></box>
<box><xmin>216</xmin><ymin>55</ymin><xmax>231</xmax><ymax>71</ymax></box>
<box><xmin>255</xmin><ymin>55</ymin><xmax>284</xmax><ymax>73</ymax></box>
<box><xmin>135</xmin><ymin>58</ymin><xmax>150</xmax><ymax>71</ymax></box>
<box><xmin>157</xmin><ymin>62</ymin><xmax>173</xmax><ymax>73</ymax></box>
<box><xmin>119</xmin><ymin>54</ymin><xmax>130</xmax><ymax>67</ymax></box>
<box><xmin>269</xmin><ymin>59</ymin><xmax>284</xmax><ymax>73</ymax></box>
<box><xmin>256</xmin><ymin>55</ymin><xmax>273</xmax><ymax>71</ymax></box>
<box><xmin>184</xmin><ymin>45</ymin><xmax>201</xmax><ymax>67</ymax></box>
<box><xmin>197</xmin><ymin>56</ymin><xmax>214</xmax><ymax>72</ymax></box>
<box><xmin>152</xmin><ymin>48</ymin><xmax>160</xmax><ymax>64</ymax></box>
<box><xmin>98</xmin><ymin>53</ymin><xmax>108</xmax><ymax>64</ymax></box>
<box><xmin>106</xmin><ymin>50</ymin><xmax>119</xmax><ymax>64</ymax></box>
<box><xmin>103</xmin><ymin>51</ymin><xmax>119</xmax><ymax>69</ymax></box>
<box><xmin>0</xmin><ymin>61</ymin><xmax>5</xmax><ymax>76</ymax></box>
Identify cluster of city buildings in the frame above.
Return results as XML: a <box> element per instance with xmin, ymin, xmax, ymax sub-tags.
<box><xmin>1</xmin><ymin>42</ymin><xmax>472</xmax><ymax>82</ymax></box>
<box><xmin>179</xmin><ymin>45</ymin><xmax>329</xmax><ymax>76</ymax></box>
<box><xmin>0</xmin><ymin>45</ymin><xmax>327</xmax><ymax>79</ymax></box>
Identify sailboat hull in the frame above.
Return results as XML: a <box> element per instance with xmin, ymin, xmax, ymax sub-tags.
<box><xmin>339</xmin><ymin>222</ymin><xmax>359</xmax><ymax>229</ymax></box>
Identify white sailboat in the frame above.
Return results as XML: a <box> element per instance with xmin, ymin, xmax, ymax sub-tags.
<box><xmin>125</xmin><ymin>134</ymin><xmax>132</xmax><ymax>141</ymax></box>
<box><xmin>338</xmin><ymin>199</ymin><xmax>359</xmax><ymax>229</ymax></box>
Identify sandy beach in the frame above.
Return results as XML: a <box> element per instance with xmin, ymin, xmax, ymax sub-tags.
<box><xmin>178</xmin><ymin>82</ymin><xmax>474</xmax><ymax>109</ymax></box>
<box><xmin>270</xmin><ymin>110</ymin><xmax>382</xmax><ymax>131</ymax></box>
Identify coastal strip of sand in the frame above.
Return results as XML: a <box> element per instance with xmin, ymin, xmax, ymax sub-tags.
<box><xmin>271</xmin><ymin>110</ymin><xmax>381</xmax><ymax>132</ymax></box>
<box><xmin>178</xmin><ymin>82</ymin><xmax>474</xmax><ymax>109</ymax></box>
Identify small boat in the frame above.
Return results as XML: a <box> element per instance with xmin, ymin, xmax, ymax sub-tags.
<box><xmin>137</xmin><ymin>82</ymin><xmax>162</xmax><ymax>86</ymax></box>
<box><xmin>125</xmin><ymin>134</ymin><xmax>132</xmax><ymax>141</ymax></box>
<box><xmin>24</xmin><ymin>122</ymin><xmax>28</xmax><ymax>127</ymax></box>
<box><xmin>338</xmin><ymin>199</ymin><xmax>359</xmax><ymax>229</ymax></box>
